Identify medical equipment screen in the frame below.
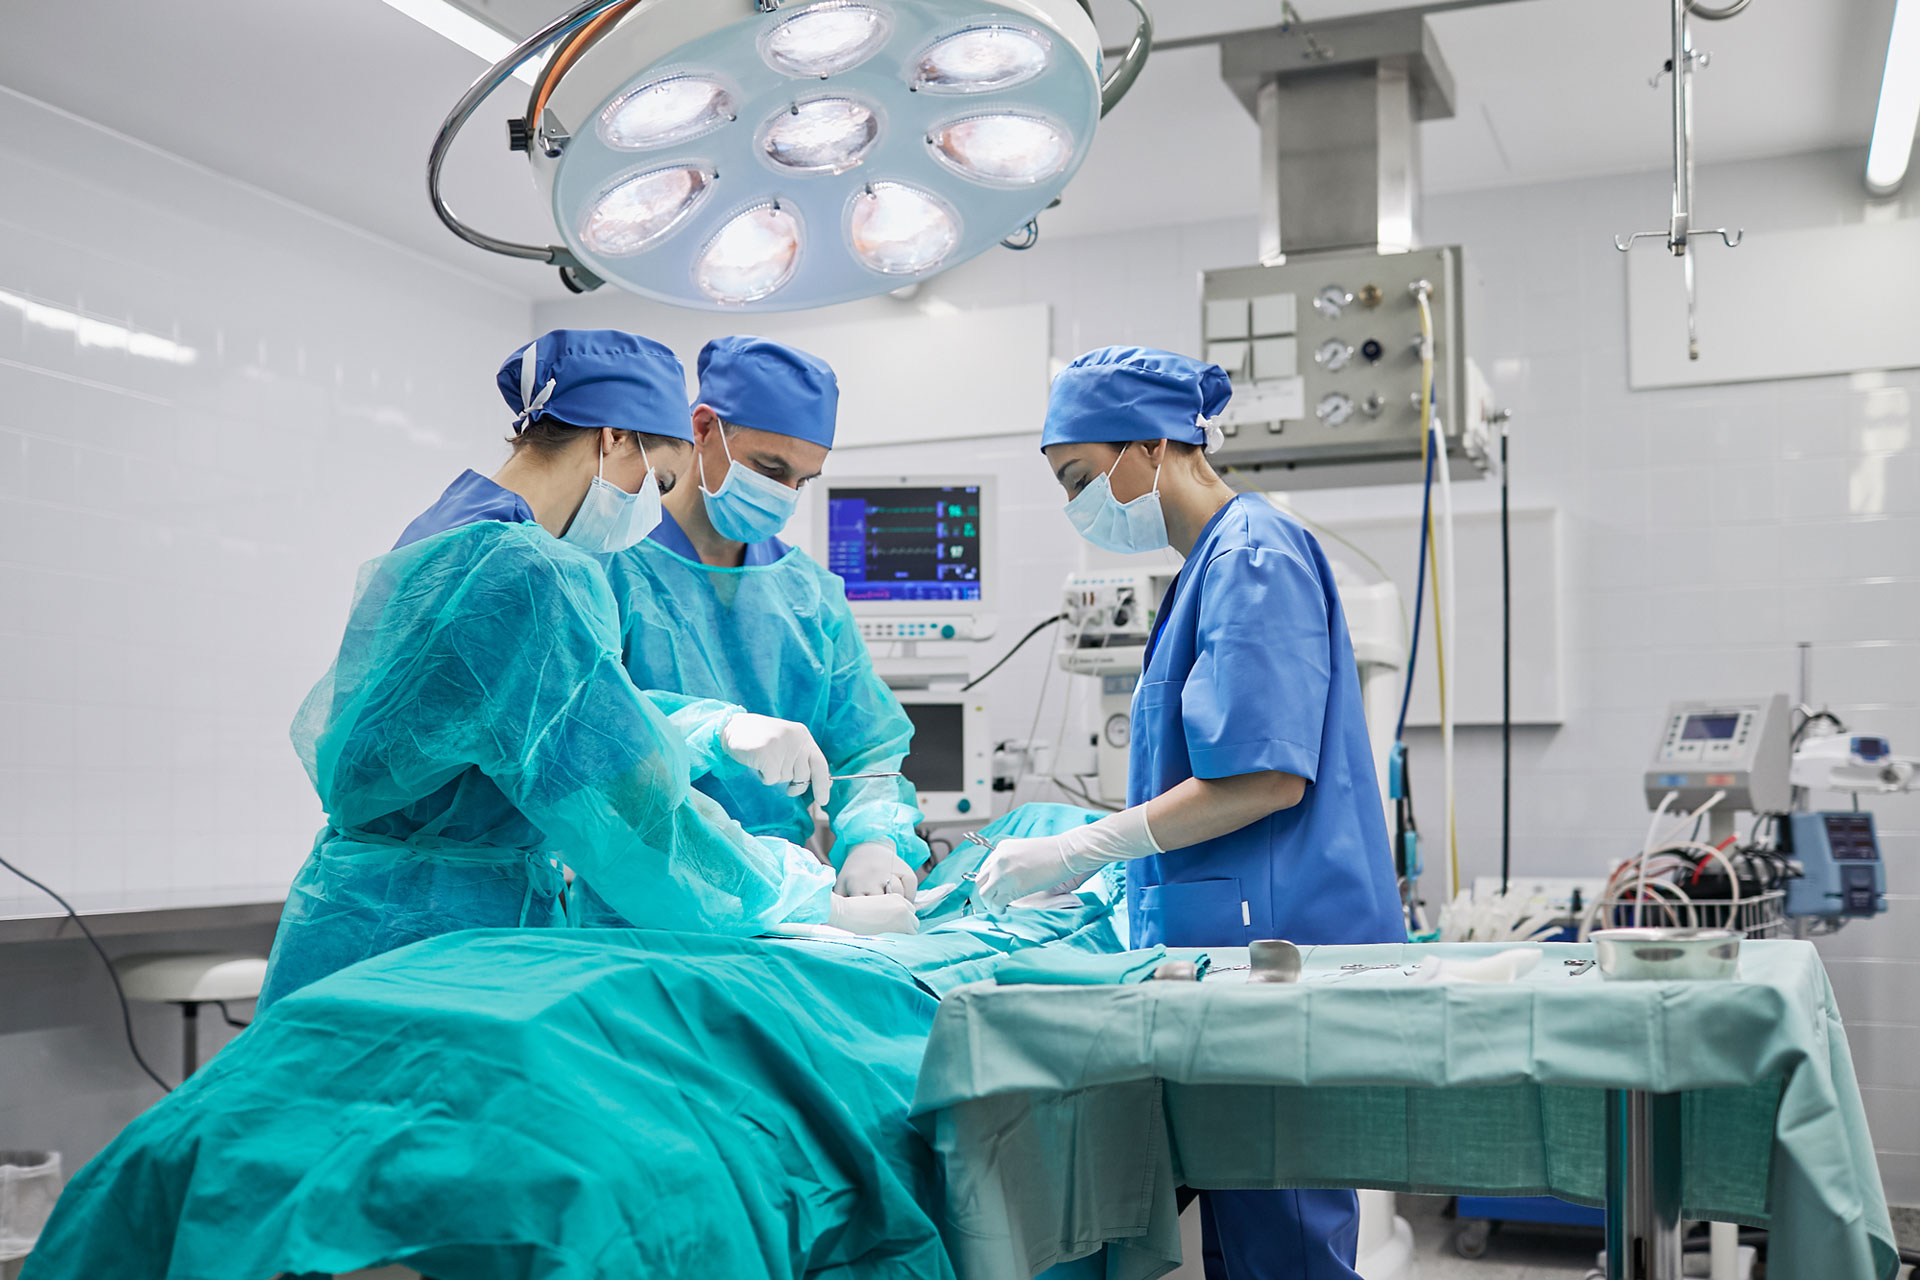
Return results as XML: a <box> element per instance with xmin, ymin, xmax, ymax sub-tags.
<box><xmin>1681</xmin><ymin>714</ymin><xmax>1739</xmax><ymax>741</ymax></box>
<box><xmin>900</xmin><ymin>702</ymin><xmax>966</xmax><ymax>793</ymax></box>
<box><xmin>827</xmin><ymin>485</ymin><xmax>984</xmax><ymax>603</ymax></box>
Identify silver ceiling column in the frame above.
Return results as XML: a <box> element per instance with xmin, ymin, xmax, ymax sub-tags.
<box><xmin>1219</xmin><ymin>11</ymin><xmax>1457</xmax><ymax>261</ymax></box>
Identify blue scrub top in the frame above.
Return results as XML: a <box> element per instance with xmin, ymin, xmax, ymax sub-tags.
<box><xmin>1127</xmin><ymin>495</ymin><xmax>1404</xmax><ymax>949</ymax></box>
<box><xmin>647</xmin><ymin>508</ymin><xmax>789</xmax><ymax>566</ymax></box>
<box><xmin>394</xmin><ymin>470</ymin><xmax>535</xmax><ymax>549</ymax></box>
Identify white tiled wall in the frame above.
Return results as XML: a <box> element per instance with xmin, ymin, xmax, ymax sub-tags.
<box><xmin>546</xmin><ymin>147</ymin><xmax>1920</xmax><ymax>1204</ymax></box>
<box><xmin>0</xmin><ymin>86</ymin><xmax>532</xmax><ymax>903</ymax></box>
<box><xmin>0</xmin><ymin>85</ymin><xmax>531</xmax><ymax>1165</ymax></box>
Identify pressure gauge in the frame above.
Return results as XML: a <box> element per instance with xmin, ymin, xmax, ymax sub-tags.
<box><xmin>1104</xmin><ymin>713</ymin><xmax>1130</xmax><ymax>748</ymax></box>
<box><xmin>1314</xmin><ymin>339</ymin><xmax>1353</xmax><ymax>372</ymax></box>
<box><xmin>1312</xmin><ymin>285</ymin><xmax>1352</xmax><ymax>319</ymax></box>
<box><xmin>1316</xmin><ymin>391</ymin><xmax>1354</xmax><ymax>426</ymax></box>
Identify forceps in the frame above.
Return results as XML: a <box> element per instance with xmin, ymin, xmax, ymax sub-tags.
<box><xmin>950</xmin><ymin>830</ymin><xmax>999</xmax><ymax>916</ymax></box>
<box><xmin>829</xmin><ymin>771</ymin><xmax>904</xmax><ymax>782</ymax></box>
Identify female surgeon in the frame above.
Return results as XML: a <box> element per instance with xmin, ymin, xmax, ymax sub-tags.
<box><xmin>974</xmin><ymin>346</ymin><xmax>1405</xmax><ymax>1280</ymax></box>
<box><xmin>259</xmin><ymin>329</ymin><xmax>913</xmax><ymax>1010</ymax></box>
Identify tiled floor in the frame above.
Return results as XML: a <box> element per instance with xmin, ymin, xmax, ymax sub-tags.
<box><xmin>320</xmin><ymin>1194</ymin><xmax>1920</xmax><ymax>1280</ymax></box>
<box><xmin>1399</xmin><ymin>1194</ymin><xmax>1601</xmax><ymax>1280</ymax></box>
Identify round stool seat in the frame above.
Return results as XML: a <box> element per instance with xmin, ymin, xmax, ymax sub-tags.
<box><xmin>112</xmin><ymin>952</ymin><xmax>268</xmax><ymax>1004</ymax></box>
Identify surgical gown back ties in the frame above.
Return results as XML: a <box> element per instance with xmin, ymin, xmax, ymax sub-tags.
<box><xmin>258</xmin><ymin>517</ymin><xmax>832</xmax><ymax>1010</ymax></box>
<box><xmin>572</xmin><ymin>525</ymin><xmax>928</xmax><ymax>926</ymax></box>
<box><xmin>1126</xmin><ymin>496</ymin><xmax>1402</xmax><ymax>1280</ymax></box>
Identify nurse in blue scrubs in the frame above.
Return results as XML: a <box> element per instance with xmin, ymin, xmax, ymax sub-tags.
<box><xmin>975</xmin><ymin>346</ymin><xmax>1405</xmax><ymax>1280</ymax></box>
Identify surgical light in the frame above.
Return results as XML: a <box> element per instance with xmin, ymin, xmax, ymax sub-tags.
<box><xmin>583</xmin><ymin>166</ymin><xmax>714</xmax><ymax>256</ymax></box>
<box><xmin>760</xmin><ymin>3</ymin><xmax>892</xmax><ymax>78</ymax></box>
<box><xmin>1866</xmin><ymin>0</ymin><xmax>1920</xmax><ymax>196</ymax></box>
<box><xmin>600</xmin><ymin>76</ymin><xmax>735</xmax><ymax>150</ymax></box>
<box><xmin>915</xmin><ymin>26</ymin><xmax>1050</xmax><ymax>92</ymax></box>
<box><xmin>760</xmin><ymin>97</ymin><xmax>880</xmax><ymax>173</ymax></box>
<box><xmin>848</xmin><ymin>182</ymin><xmax>959</xmax><ymax>273</ymax></box>
<box><xmin>930</xmin><ymin>113</ymin><xmax>1071</xmax><ymax>186</ymax></box>
<box><xmin>428</xmin><ymin>0</ymin><xmax>1151</xmax><ymax>310</ymax></box>
<box><xmin>697</xmin><ymin>202</ymin><xmax>803</xmax><ymax>303</ymax></box>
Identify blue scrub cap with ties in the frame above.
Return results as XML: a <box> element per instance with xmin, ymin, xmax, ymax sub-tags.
<box><xmin>694</xmin><ymin>335</ymin><xmax>839</xmax><ymax>449</ymax></box>
<box><xmin>1040</xmin><ymin>346</ymin><xmax>1234</xmax><ymax>453</ymax></box>
<box><xmin>496</xmin><ymin>329</ymin><xmax>694</xmax><ymax>443</ymax></box>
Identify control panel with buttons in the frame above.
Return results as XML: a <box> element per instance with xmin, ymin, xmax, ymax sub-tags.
<box><xmin>857</xmin><ymin>619</ymin><xmax>974</xmax><ymax>642</ymax></box>
<box><xmin>1642</xmin><ymin>694</ymin><xmax>1792</xmax><ymax>814</ymax></box>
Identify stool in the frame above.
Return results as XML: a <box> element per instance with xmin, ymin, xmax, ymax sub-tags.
<box><xmin>111</xmin><ymin>953</ymin><xmax>268</xmax><ymax>1078</ymax></box>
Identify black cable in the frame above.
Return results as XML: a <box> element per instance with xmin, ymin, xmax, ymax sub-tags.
<box><xmin>960</xmin><ymin>612</ymin><xmax>1068</xmax><ymax>692</ymax></box>
<box><xmin>213</xmin><ymin>1000</ymin><xmax>251</xmax><ymax>1030</ymax></box>
<box><xmin>1790</xmin><ymin>708</ymin><xmax>1845</xmax><ymax>748</ymax></box>
<box><xmin>1500</xmin><ymin>423</ymin><xmax>1512</xmax><ymax>896</ymax></box>
<box><xmin>0</xmin><ymin>853</ymin><xmax>172</xmax><ymax>1093</ymax></box>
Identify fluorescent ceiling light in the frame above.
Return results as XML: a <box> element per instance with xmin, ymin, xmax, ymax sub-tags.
<box><xmin>1866</xmin><ymin>0</ymin><xmax>1920</xmax><ymax>195</ymax></box>
<box><xmin>0</xmin><ymin>288</ymin><xmax>198</xmax><ymax>365</ymax></box>
<box><xmin>381</xmin><ymin>0</ymin><xmax>542</xmax><ymax>88</ymax></box>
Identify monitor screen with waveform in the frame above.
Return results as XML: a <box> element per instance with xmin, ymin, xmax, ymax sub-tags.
<box><xmin>826</xmin><ymin>484</ymin><xmax>984</xmax><ymax>603</ymax></box>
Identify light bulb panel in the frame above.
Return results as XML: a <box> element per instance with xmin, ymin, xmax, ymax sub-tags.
<box><xmin>531</xmin><ymin>0</ymin><xmax>1100</xmax><ymax>311</ymax></box>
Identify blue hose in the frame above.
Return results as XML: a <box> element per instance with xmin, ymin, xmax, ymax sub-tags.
<box><xmin>1393</xmin><ymin>424</ymin><xmax>1440</xmax><ymax>742</ymax></box>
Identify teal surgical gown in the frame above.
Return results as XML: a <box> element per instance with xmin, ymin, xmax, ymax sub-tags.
<box><xmin>572</xmin><ymin>532</ymin><xmax>926</xmax><ymax>925</ymax></box>
<box><xmin>259</xmin><ymin>518</ymin><xmax>832</xmax><ymax>1008</ymax></box>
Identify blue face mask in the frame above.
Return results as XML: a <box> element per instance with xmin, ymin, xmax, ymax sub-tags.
<box><xmin>699</xmin><ymin>430</ymin><xmax>800</xmax><ymax>544</ymax></box>
<box><xmin>1064</xmin><ymin>444</ymin><xmax>1168</xmax><ymax>555</ymax></box>
<box><xmin>561</xmin><ymin>440</ymin><xmax>661</xmax><ymax>555</ymax></box>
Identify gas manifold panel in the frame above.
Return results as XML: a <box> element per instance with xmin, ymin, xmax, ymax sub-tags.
<box><xmin>1201</xmin><ymin>245</ymin><xmax>1486</xmax><ymax>489</ymax></box>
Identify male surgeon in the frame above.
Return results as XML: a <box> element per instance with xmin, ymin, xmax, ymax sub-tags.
<box><xmin>575</xmin><ymin>335</ymin><xmax>927</xmax><ymax>927</ymax></box>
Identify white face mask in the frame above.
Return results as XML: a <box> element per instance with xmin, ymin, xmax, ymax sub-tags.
<box><xmin>561</xmin><ymin>438</ymin><xmax>662</xmax><ymax>555</ymax></box>
<box><xmin>1063</xmin><ymin>444</ymin><xmax>1169</xmax><ymax>555</ymax></box>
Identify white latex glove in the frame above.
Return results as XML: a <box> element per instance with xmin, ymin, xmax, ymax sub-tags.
<box><xmin>719</xmin><ymin>713</ymin><xmax>831</xmax><ymax>810</ymax></box>
<box><xmin>826</xmin><ymin>891</ymin><xmax>920</xmax><ymax>935</ymax></box>
<box><xmin>836</xmin><ymin>840</ymin><xmax>917</xmax><ymax>900</ymax></box>
<box><xmin>974</xmin><ymin>806</ymin><xmax>1162</xmax><ymax>914</ymax></box>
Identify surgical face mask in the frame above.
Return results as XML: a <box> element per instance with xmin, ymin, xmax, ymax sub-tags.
<box><xmin>561</xmin><ymin>439</ymin><xmax>661</xmax><ymax>555</ymax></box>
<box><xmin>1063</xmin><ymin>444</ymin><xmax>1168</xmax><ymax>555</ymax></box>
<box><xmin>699</xmin><ymin>429</ymin><xmax>800</xmax><ymax>544</ymax></box>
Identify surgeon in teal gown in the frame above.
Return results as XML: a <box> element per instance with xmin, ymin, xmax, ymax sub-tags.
<box><xmin>974</xmin><ymin>347</ymin><xmax>1406</xmax><ymax>1280</ymax></box>
<box><xmin>575</xmin><ymin>336</ymin><xmax>927</xmax><ymax>926</ymax></box>
<box><xmin>260</xmin><ymin>330</ymin><xmax>915</xmax><ymax>1011</ymax></box>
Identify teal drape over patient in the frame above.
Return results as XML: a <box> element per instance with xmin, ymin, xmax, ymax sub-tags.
<box><xmin>24</xmin><ymin>811</ymin><xmax>1116</xmax><ymax>1280</ymax></box>
<box><xmin>260</xmin><ymin>520</ymin><xmax>832</xmax><ymax>1007</ymax></box>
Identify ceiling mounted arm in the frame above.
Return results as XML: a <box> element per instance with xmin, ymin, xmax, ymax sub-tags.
<box><xmin>1684</xmin><ymin>0</ymin><xmax>1751</xmax><ymax>20</ymax></box>
<box><xmin>1097</xmin><ymin>0</ymin><xmax>1154</xmax><ymax>116</ymax></box>
<box><xmin>427</xmin><ymin>0</ymin><xmax>635</xmax><ymax>277</ymax></box>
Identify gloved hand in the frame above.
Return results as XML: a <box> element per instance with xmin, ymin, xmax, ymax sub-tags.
<box><xmin>720</xmin><ymin>713</ymin><xmax>831</xmax><ymax>809</ymax></box>
<box><xmin>836</xmin><ymin>840</ymin><xmax>917</xmax><ymax>900</ymax></box>
<box><xmin>974</xmin><ymin>806</ymin><xmax>1162</xmax><ymax>913</ymax></box>
<box><xmin>827</xmin><ymin>891</ymin><xmax>919</xmax><ymax>935</ymax></box>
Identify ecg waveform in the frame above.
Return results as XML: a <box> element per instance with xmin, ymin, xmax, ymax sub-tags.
<box><xmin>826</xmin><ymin>485</ymin><xmax>984</xmax><ymax>602</ymax></box>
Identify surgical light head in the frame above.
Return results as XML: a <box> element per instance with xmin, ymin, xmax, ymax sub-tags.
<box><xmin>429</xmin><ymin>0</ymin><xmax>1152</xmax><ymax>311</ymax></box>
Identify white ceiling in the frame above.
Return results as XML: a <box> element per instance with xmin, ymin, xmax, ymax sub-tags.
<box><xmin>0</xmin><ymin>0</ymin><xmax>1895</xmax><ymax>300</ymax></box>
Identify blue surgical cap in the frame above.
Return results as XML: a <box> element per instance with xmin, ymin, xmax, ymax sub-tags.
<box><xmin>1040</xmin><ymin>346</ymin><xmax>1233</xmax><ymax>450</ymax></box>
<box><xmin>695</xmin><ymin>335</ymin><xmax>839</xmax><ymax>449</ymax></box>
<box><xmin>496</xmin><ymin>329</ymin><xmax>694</xmax><ymax>443</ymax></box>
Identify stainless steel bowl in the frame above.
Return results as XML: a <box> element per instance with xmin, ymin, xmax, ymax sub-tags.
<box><xmin>1248</xmin><ymin>939</ymin><xmax>1303</xmax><ymax>984</ymax></box>
<box><xmin>1591</xmin><ymin>928</ymin><xmax>1741</xmax><ymax>981</ymax></box>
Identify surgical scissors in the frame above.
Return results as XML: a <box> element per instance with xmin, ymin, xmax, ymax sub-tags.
<box><xmin>828</xmin><ymin>771</ymin><xmax>903</xmax><ymax>782</ymax></box>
